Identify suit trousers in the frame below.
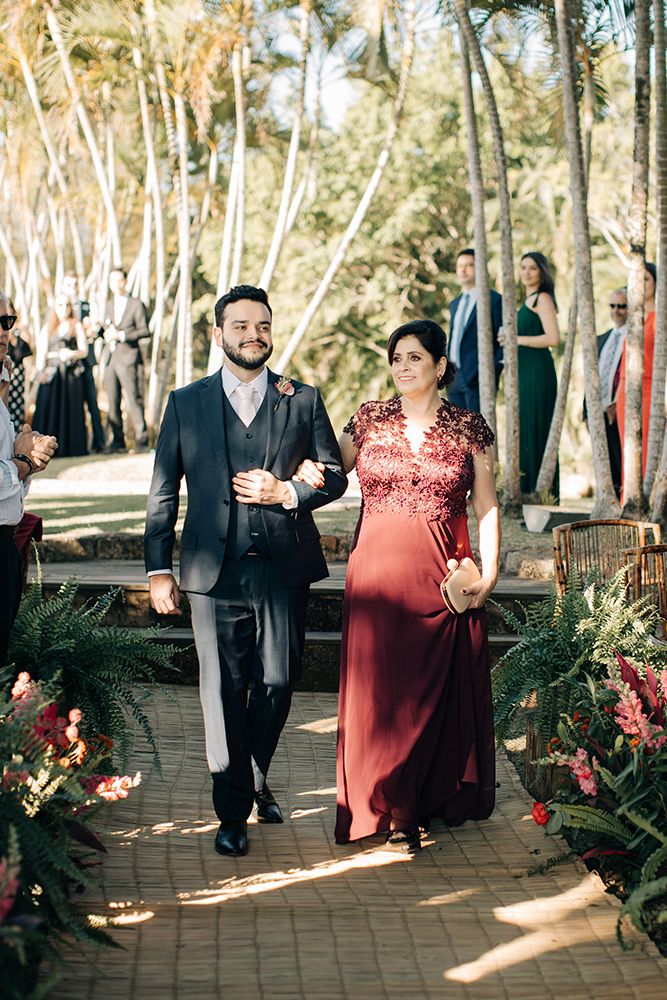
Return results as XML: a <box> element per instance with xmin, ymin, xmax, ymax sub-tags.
<box><xmin>105</xmin><ymin>355</ymin><xmax>147</xmax><ymax>447</ymax></box>
<box><xmin>188</xmin><ymin>554</ymin><xmax>309</xmax><ymax>822</ymax></box>
<box><xmin>82</xmin><ymin>365</ymin><xmax>106</xmax><ymax>450</ymax></box>
<box><xmin>0</xmin><ymin>536</ymin><xmax>23</xmax><ymax>667</ymax></box>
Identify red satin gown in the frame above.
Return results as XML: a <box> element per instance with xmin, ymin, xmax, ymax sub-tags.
<box><xmin>335</xmin><ymin>397</ymin><xmax>496</xmax><ymax>844</ymax></box>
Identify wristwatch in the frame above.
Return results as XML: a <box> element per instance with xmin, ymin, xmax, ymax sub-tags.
<box><xmin>13</xmin><ymin>453</ymin><xmax>35</xmax><ymax>475</ymax></box>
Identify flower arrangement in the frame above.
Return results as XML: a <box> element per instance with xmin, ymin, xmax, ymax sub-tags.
<box><xmin>530</xmin><ymin>652</ymin><xmax>667</xmax><ymax>951</ymax></box>
<box><xmin>0</xmin><ymin>672</ymin><xmax>141</xmax><ymax>997</ymax></box>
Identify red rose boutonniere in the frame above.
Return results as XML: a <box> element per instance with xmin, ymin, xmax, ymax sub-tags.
<box><xmin>274</xmin><ymin>374</ymin><xmax>295</xmax><ymax>411</ymax></box>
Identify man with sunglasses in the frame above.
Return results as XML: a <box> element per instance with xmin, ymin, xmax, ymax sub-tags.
<box><xmin>0</xmin><ymin>297</ymin><xmax>58</xmax><ymax>665</ymax></box>
<box><xmin>583</xmin><ymin>287</ymin><xmax>627</xmax><ymax>498</ymax></box>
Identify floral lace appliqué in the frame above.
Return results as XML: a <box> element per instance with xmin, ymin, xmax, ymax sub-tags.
<box><xmin>344</xmin><ymin>397</ymin><xmax>494</xmax><ymax>520</ymax></box>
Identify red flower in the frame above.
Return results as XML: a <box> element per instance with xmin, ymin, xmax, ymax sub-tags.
<box><xmin>532</xmin><ymin>802</ymin><xmax>549</xmax><ymax>826</ymax></box>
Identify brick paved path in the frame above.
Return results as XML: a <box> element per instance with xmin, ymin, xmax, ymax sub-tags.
<box><xmin>51</xmin><ymin>688</ymin><xmax>667</xmax><ymax>1000</ymax></box>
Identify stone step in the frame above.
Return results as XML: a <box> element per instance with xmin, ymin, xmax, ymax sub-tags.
<box><xmin>31</xmin><ymin>560</ymin><xmax>549</xmax><ymax>635</ymax></box>
<box><xmin>108</xmin><ymin>625</ymin><xmax>519</xmax><ymax>692</ymax></box>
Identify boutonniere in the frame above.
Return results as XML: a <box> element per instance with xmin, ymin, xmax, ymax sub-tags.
<box><xmin>274</xmin><ymin>374</ymin><xmax>295</xmax><ymax>410</ymax></box>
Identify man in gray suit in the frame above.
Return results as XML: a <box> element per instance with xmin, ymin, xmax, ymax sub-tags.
<box><xmin>102</xmin><ymin>268</ymin><xmax>149</xmax><ymax>452</ymax></box>
<box><xmin>144</xmin><ymin>285</ymin><xmax>346</xmax><ymax>857</ymax></box>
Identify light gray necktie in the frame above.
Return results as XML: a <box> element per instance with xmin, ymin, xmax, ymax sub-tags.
<box><xmin>235</xmin><ymin>383</ymin><xmax>256</xmax><ymax>427</ymax></box>
<box><xmin>452</xmin><ymin>292</ymin><xmax>469</xmax><ymax>367</ymax></box>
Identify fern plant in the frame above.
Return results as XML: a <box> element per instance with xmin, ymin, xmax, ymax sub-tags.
<box><xmin>492</xmin><ymin>570</ymin><xmax>667</xmax><ymax>746</ymax></box>
<box><xmin>7</xmin><ymin>570</ymin><xmax>178</xmax><ymax>774</ymax></box>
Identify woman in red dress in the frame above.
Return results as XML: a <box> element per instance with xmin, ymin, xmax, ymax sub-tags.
<box><xmin>300</xmin><ymin>320</ymin><xmax>500</xmax><ymax>851</ymax></box>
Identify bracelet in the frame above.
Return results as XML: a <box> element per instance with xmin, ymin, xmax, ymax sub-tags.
<box><xmin>13</xmin><ymin>453</ymin><xmax>35</xmax><ymax>475</ymax></box>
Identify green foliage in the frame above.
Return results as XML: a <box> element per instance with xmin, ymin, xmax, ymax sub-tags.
<box><xmin>492</xmin><ymin>570</ymin><xmax>667</xmax><ymax>746</ymax></box>
<box><xmin>7</xmin><ymin>570</ymin><xmax>178</xmax><ymax>774</ymax></box>
<box><xmin>0</xmin><ymin>676</ymin><xmax>132</xmax><ymax>995</ymax></box>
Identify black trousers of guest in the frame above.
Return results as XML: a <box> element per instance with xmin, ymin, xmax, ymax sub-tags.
<box><xmin>82</xmin><ymin>363</ymin><xmax>106</xmax><ymax>451</ymax></box>
<box><xmin>605</xmin><ymin>412</ymin><xmax>623</xmax><ymax>500</ymax></box>
<box><xmin>188</xmin><ymin>554</ymin><xmax>309</xmax><ymax>823</ymax></box>
<box><xmin>0</xmin><ymin>536</ymin><xmax>23</xmax><ymax>666</ymax></box>
<box><xmin>105</xmin><ymin>356</ymin><xmax>147</xmax><ymax>448</ymax></box>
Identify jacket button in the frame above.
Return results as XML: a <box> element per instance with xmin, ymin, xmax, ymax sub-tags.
<box><xmin>219</xmin><ymin>537</ymin><xmax>226</xmax><ymax>543</ymax></box>
<box><xmin>223</xmin><ymin>499</ymin><xmax>230</xmax><ymax>506</ymax></box>
<box><xmin>247</xmin><ymin>456</ymin><xmax>255</xmax><ymax>463</ymax></box>
<box><xmin>249</xmin><ymin>506</ymin><xmax>257</xmax><ymax>513</ymax></box>
<box><xmin>246</xmin><ymin>433</ymin><xmax>252</xmax><ymax>439</ymax></box>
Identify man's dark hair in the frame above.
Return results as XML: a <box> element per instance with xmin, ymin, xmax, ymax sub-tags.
<box><xmin>457</xmin><ymin>248</ymin><xmax>475</xmax><ymax>260</ymax></box>
<box><xmin>215</xmin><ymin>285</ymin><xmax>272</xmax><ymax>328</ymax></box>
<box><xmin>646</xmin><ymin>262</ymin><xmax>657</xmax><ymax>284</ymax></box>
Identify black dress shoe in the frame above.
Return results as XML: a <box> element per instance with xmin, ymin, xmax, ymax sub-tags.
<box><xmin>385</xmin><ymin>829</ymin><xmax>421</xmax><ymax>852</ymax></box>
<box><xmin>214</xmin><ymin>820</ymin><xmax>249</xmax><ymax>856</ymax></box>
<box><xmin>254</xmin><ymin>785</ymin><xmax>283</xmax><ymax>824</ymax></box>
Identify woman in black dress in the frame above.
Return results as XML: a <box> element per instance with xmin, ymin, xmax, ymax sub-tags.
<box><xmin>33</xmin><ymin>295</ymin><xmax>88</xmax><ymax>456</ymax></box>
<box><xmin>6</xmin><ymin>325</ymin><xmax>32</xmax><ymax>432</ymax></box>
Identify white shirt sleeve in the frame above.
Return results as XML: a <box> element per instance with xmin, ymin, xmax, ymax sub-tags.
<box><xmin>0</xmin><ymin>458</ymin><xmax>21</xmax><ymax>502</ymax></box>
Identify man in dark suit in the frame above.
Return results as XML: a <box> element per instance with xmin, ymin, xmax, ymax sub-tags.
<box><xmin>447</xmin><ymin>248</ymin><xmax>503</xmax><ymax>411</ymax></box>
<box><xmin>61</xmin><ymin>272</ymin><xmax>106</xmax><ymax>453</ymax></box>
<box><xmin>583</xmin><ymin>287</ymin><xmax>627</xmax><ymax>499</ymax></box>
<box><xmin>102</xmin><ymin>268</ymin><xmax>149</xmax><ymax>452</ymax></box>
<box><xmin>144</xmin><ymin>285</ymin><xmax>347</xmax><ymax>857</ymax></box>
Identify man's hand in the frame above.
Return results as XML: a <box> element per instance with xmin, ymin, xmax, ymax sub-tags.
<box><xmin>606</xmin><ymin>403</ymin><xmax>617</xmax><ymax>425</ymax></box>
<box><xmin>149</xmin><ymin>574</ymin><xmax>181</xmax><ymax>615</ymax></box>
<box><xmin>14</xmin><ymin>425</ymin><xmax>58</xmax><ymax>472</ymax></box>
<box><xmin>293</xmin><ymin>460</ymin><xmax>325</xmax><ymax>489</ymax></box>
<box><xmin>232</xmin><ymin>469</ymin><xmax>291</xmax><ymax>506</ymax></box>
<box><xmin>104</xmin><ymin>325</ymin><xmax>120</xmax><ymax>345</ymax></box>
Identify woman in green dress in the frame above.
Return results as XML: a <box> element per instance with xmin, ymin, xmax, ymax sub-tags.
<box><xmin>515</xmin><ymin>252</ymin><xmax>560</xmax><ymax>497</ymax></box>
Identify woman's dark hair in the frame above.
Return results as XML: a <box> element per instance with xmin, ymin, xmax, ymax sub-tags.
<box><xmin>386</xmin><ymin>320</ymin><xmax>456</xmax><ymax>389</ymax></box>
<box><xmin>521</xmin><ymin>252</ymin><xmax>557</xmax><ymax>310</ymax></box>
<box><xmin>646</xmin><ymin>262</ymin><xmax>657</xmax><ymax>284</ymax></box>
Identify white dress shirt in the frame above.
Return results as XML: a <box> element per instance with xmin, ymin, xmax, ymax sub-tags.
<box><xmin>113</xmin><ymin>295</ymin><xmax>129</xmax><ymax>328</ymax></box>
<box><xmin>0</xmin><ymin>398</ymin><xmax>28</xmax><ymax>526</ymax></box>
<box><xmin>147</xmin><ymin>365</ymin><xmax>298</xmax><ymax>578</ymax></box>
<box><xmin>450</xmin><ymin>287</ymin><xmax>477</xmax><ymax>368</ymax></box>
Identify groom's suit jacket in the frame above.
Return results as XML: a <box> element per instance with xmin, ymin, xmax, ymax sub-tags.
<box><xmin>448</xmin><ymin>289</ymin><xmax>503</xmax><ymax>392</ymax></box>
<box><xmin>144</xmin><ymin>368</ymin><xmax>347</xmax><ymax>592</ymax></box>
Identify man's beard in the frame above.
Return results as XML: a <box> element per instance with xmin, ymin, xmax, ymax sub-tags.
<box><xmin>222</xmin><ymin>336</ymin><xmax>273</xmax><ymax>371</ymax></box>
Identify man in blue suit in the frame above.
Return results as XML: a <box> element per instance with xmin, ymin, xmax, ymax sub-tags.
<box><xmin>447</xmin><ymin>249</ymin><xmax>503</xmax><ymax>411</ymax></box>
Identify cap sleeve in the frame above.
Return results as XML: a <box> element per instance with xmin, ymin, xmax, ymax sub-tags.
<box><xmin>342</xmin><ymin>403</ymin><xmax>373</xmax><ymax>450</ymax></box>
<box><xmin>468</xmin><ymin>410</ymin><xmax>495</xmax><ymax>454</ymax></box>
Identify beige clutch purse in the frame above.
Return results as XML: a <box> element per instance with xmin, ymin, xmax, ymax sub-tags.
<box><xmin>440</xmin><ymin>557</ymin><xmax>481</xmax><ymax>614</ymax></box>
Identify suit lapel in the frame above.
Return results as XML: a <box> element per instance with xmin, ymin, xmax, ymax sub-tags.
<box><xmin>200</xmin><ymin>370</ymin><xmax>230</xmax><ymax>481</ymax></box>
<box><xmin>264</xmin><ymin>368</ymin><xmax>291</xmax><ymax>470</ymax></box>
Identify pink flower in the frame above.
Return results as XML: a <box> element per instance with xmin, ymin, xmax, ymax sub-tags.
<box><xmin>85</xmin><ymin>772</ymin><xmax>142</xmax><ymax>802</ymax></box>
<box><xmin>554</xmin><ymin>747</ymin><xmax>599</xmax><ymax>796</ymax></box>
<box><xmin>11</xmin><ymin>672</ymin><xmax>33</xmax><ymax>700</ymax></box>
<box><xmin>606</xmin><ymin>678</ymin><xmax>667</xmax><ymax>749</ymax></box>
<box><xmin>0</xmin><ymin>859</ymin><xmax>20</xmax><ymax>925</ymax></box>
<box><xmin>68</xmin><ymin>709</ymin><xmax>82</xmax><ymax>725</ymax></box>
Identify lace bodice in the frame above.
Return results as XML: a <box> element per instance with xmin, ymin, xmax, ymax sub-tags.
<box><xmin>344</xmin><ymin>397</ymin><xmax>494</xmax><ymax>520</ymax></box>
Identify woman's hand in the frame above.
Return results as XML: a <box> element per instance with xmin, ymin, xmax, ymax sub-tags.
<box><xmin>463</xmin><ymin>574</ymin><xmax>497</xmax><ymax>609</ymax></box>
<box><xmin>293</xmin><ymin>459</ymin><xmax>326</xmax><ymax>489</ymax></box>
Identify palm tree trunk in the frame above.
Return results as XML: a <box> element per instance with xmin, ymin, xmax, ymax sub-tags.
<box><xmin>536</xmin><ymin>59</ymin><xmax>594</xmax><ymax>497</ymax></box>
<box><xmin>275</xmin><ymin>0</ymin><xmax>415</xmax><ymax>373</ymax></box>
<box><xmin>207</xmin><ymin>158</ymin><xmax>240</xmax><ymax>375</ymax></box>
<box><xmin>133</xmin><ymin>40</ymin><xmax>167</xmax><ymax>432</ymax></box>
<box><xmin>230</xmin><ymin>43</ymin><xmax>246</xmax><ymax>288</ymax></box>
<box><xmin>457</xmin><ymin>26</ymin><xmax>496</xmax><ymax>438</ymax></box>
<box><xmin>285</xmin><ymin>86</ymin><xmax>321</xmax><ymax>235</ymax></box>
<box><xmin>174</xmin><ymin>87</ymin><xmax>192</xmax><ymax>388</ymax></box>
<box><xmin>648</xmin><ymin>0</ymin><xmax>667</xmax><ymax>505</ymax></box>
<box><xmin>259</xmin><ymin>1</ymin><xmax>310</xmax><ymax>292</ymax></box>
<box><xmin>623</xmin><ymin>0</ymin><xmax>651</xmax><ymax>517</ymax></box>
<box><xmin>17</xmin><ymin>47</ymin><xmax>86</xmax><ymax>286</ymax></box>
<box><xmin>45</xmin><ymin>4</ymin><xmax>122</xmax><ymax>267</ymax></box>
<box><xmin>554</xmin><ymin>0</ymin><xmax>619</xmax><ymax>517</ymax></box>
<box><xmin>454</xmin><ymin>0</ymin><xmax>519</xmax><ymax>511</ymax></box>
